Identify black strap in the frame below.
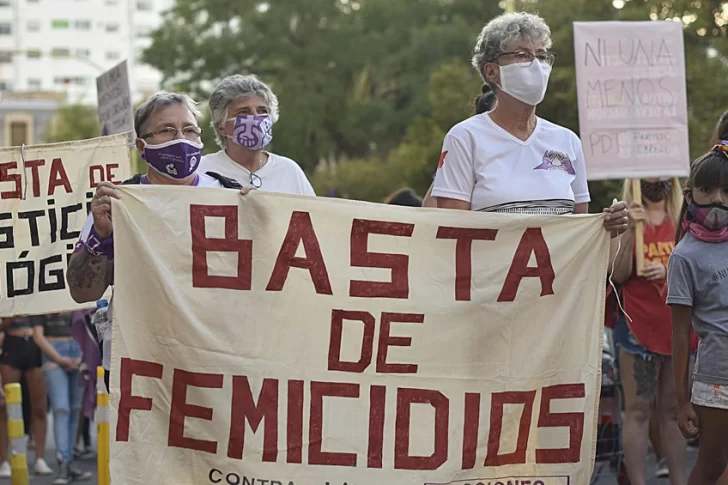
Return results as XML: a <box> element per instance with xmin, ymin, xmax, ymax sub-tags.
<box><xmin>205</xmin><ymin>171</ymin><xmax>243</xmax><ymax>189</ymax></box>
<box><xmin>121</xmin><ymin>173</ymin><xmax>143</xmax><ymax>185</ymax></box>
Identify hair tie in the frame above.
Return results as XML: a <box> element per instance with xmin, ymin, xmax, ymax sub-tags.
<box><xmin>713</xmin><ymin>142</ymin><xmax>728</xmax><ymax>157</ymax></box>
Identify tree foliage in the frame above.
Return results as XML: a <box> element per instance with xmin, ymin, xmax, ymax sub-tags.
<box><xmin>138</xmin><ymin>0</ymin><xmax>728</xmax><ymax>208</ymax></box>
<box><xmin>44</xmin><ymin>105</ymin><xmax>100</xmax><ymax>143</ymax></box>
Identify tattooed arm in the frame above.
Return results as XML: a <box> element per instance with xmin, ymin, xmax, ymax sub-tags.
<box><xmin>67</xmin><ymin>181</ymin><xmax>118</xmax><ymax>303</ymax></box>
<box><xmin>67</xmin><ymin>251</ymin><xmax>113</xmax><ymax>303</ymax></box>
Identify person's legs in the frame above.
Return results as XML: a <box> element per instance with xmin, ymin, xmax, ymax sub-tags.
<box><xmin>66</xmin><ymin>341</ymin><xmax>83</xmax><ymax>465</ymax></box>
<box><xmin>718</xmin><ymin>468</ymin><xmax>728</xmax><ymax>485</ymax></box>
<box><xmin>42</xmin><ymin>351</ymin><xmax>72</xmax><ymax>464</ymax></box>
<box><xmin>24</xmin><ymin>367</ymin><xmax>47</xmax><ymax>461</ymax></box>
<box><xmin>650</xmin><ymin>403</ymin><xmax>663</xmax><ymax>460</ymax></box>
<box><xmin>619</xmin><ymin>348</ymin><xmax>659</xmax><ymax>485</ymax></box>
<box><xmin>656</xmin><ymin>357</ymin><xmax>687</xmax><ymax>485</ymax></box>
<box><xmin>688</xmin><ymin>405</ymin><xmax>728</xmax><ymax>485</ymax></box>
<box><xmin>20</xmin><ymin>376</ymin><xmax>31</xmax><ymax>445</ymax></box>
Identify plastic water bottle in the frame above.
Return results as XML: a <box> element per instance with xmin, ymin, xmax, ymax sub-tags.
<box><xmin>92</xmin><ymin>299</ymin><xmax>111</xmax><ymax>368</ymax></box>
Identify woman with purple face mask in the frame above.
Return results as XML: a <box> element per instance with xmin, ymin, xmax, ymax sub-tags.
<box><xmin>66</xmin><ymin>92</ymin><xmax>245</xmax><ymax>391</ymax></box>
<box><xmin>198</xmin><ymin>74</ymin><xmax>316</xmax><ymax>196</ymax></box>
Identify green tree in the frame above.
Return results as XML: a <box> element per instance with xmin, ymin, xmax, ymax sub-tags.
<box><xmin>44</xmin><ymin>105</ymin><xmax>100</xmax><ymax>143</ymax></box>
<box><xmin>143</xmin><ymin>0</ymin><xmax>502</xmax><ymax>173</ymax></box>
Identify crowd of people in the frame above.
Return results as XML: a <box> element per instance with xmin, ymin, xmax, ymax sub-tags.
<box><xmin>0</xmin><ymin>312</ymin><xmax>95</xmax><ymax>483</ymax></box>
<box><xmin>0</xmin><ymin>9</ymin><xmax>726</xmax><ymax>485</ymax></box>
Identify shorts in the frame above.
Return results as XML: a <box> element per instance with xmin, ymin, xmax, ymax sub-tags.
<box><xmin>0</xmin><ymin>335</ymin><xmax>42</xmax><ymax>371</ymax></box>
<box><xmin>692</xmin><ymin>381</ymin><xmax>728</xmax><ymax>410</ymax></box>
<box><xmin>613</xmin><ymin>314</ymin><xmax>658</xmax><ymax>360</ymax></box>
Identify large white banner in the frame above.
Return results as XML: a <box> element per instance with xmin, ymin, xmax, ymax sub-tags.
<box><xmin>0</xmin><ymin>134</ymin><xmax>131</xmax><ymax>316</ymax></box>
<box><xmin>110</xmin><ymin>187</ymin><xmax>609</xmax><ymax>485</ymax></box>
<box><xmin>574</xmin><ymin>21</ymin><xmax>690</xmax><ymax>180</ymax></box>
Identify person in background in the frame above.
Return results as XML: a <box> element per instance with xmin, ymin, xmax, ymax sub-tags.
<box><xmin>385</xmin><ymin>188</ymin><xmax>422</xmax><ymax>207</ymax></box>
<box><xmin>611</xmin><ymin>177</ymin><xmax>693</xmax><ymax>485</ymax></box>
<box><xmin>668</xmin><ymin>143</ymin><xmax>728</xmax><ymax>485</ymax></box>
<box><xmin>431</xmin><ymin>12</ymin><xmax>627</xmax><ymax>237</ymax></box>
<box><xmin>71</xmin><ymin>309</ymin><xmax>98</xmax><ymax>460</ymax></box>
<box><xmin>32</xmin><ymin>313</ymin><xmax>92</xmax><ymax>483</ymax></box>
<box><xmin>66</xmin><ymin>92</ymin><xmax>245</xmax><ymax>390</ymax></box>
<box><xmin>0</xmin><ymin>317</ymin><xmax>52</xmax><ymax>476</ymax></box>
<box><xmin>199</xmin><ymin>74</ymin><xmax>316</xmax><ymax>196</ymax></box>
<box><xmin>422</xmin><ymin>84</ymin><xmax>495</xmax><ymax>208</ymax></box>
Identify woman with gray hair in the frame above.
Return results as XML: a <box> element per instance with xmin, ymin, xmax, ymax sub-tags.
<box><xmin>431</xmin><ymin>12</ymin><xmax>628</xmax><ymax>238</ymax></box>
<box><xmin>199</xmin><ymin>74</ymin><xmax>315</xmax><ymax>196</ymax></box>
<box><xmin>66</xmin><ymin>91</ymin><xmax>243</xmax><ymax>407</ymax></box>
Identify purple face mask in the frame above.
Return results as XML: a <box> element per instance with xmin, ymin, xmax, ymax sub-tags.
<box><xmin>230</xmin><ymin>114</ymin><xmax>273</xmax><ymax>151</ymax></box>
<box><xmin>142</xmin><ymin>138</ymin><xmax>203</xmax><ymax>179</ymax></box>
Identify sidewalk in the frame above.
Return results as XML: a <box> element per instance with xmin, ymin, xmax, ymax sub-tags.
<box><xmin>7</xmin><ymin>413</ymin><xmax>97</xmax><ymax>485</ymax></box>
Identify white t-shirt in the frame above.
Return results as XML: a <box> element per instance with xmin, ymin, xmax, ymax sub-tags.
<box><xmin>77</xmin><ymin>171</ymin><xmax>225</xmax><ymax>371</ymax></box>
<box><xmin>199</xmin><ymin>150</ymin><xmax>316</xmax><ymax>196</ymax></box>
<box><xmin>431</xmin><ymin>114</ymin><xmax>590</xmax><ymax>215</ymax></box>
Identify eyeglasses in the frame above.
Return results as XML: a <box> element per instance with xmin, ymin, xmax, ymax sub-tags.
<box><xmin>497</xmin><ymin>51</ymin><xmax>557</xmax><ymax>67</ymax></box>
<box><xmin>140</xmin><ymin>126</ymin><xmax>203</xmax><ymax>142</ymax></box>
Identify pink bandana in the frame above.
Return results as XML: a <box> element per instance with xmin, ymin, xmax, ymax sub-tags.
<box><xmin>682</xmin><ymin>219</ymin><xmax>728</xmax><ymax>243</ymax></box>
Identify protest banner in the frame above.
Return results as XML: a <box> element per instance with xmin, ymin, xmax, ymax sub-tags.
<box><xmin>573</xmin><ymin>21</ymin><xmax>690</xmax><ymax>180</ymax></box>
<box><xmin>97</xmin><ymin>60</ymin><xmax>134</xmax><ymax>140</ymax></box>
<box><xmin>0</xmin><ymin>134</ymin><xmax>132</xmax><ymax>317</ymax></box>
<box><xmin>109</xmin><ymin>187</ymin><xmax>609</xmax><ymax>485</ymax></box>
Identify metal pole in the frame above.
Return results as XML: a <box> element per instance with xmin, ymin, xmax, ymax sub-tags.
<box><xmin>4</xmin><ymin>384</ymin><xmax>29</xmax><ymax>485</ymax></box>
<box><xmin>96</xmin><ymin>367</ymin><xmax>111</xmax><ymax>485</ymax></box>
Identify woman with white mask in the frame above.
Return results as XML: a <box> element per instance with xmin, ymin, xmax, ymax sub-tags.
<box><xmin>431</xmin><ymin>12</ymin><xmax>628</xmax><ymax>241</ymax></box>
<box><xmin>199</xmin><ymin>74</ymin><xmax>316</xmax><ymax>196</ymax></box>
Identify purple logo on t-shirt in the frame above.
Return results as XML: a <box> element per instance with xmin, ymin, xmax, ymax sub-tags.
<box><xmin>534</xmin><ymin>150</ymin><xmax>575</xmax><ymax>175</ymax></box>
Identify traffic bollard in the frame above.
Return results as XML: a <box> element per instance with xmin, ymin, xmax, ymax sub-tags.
<box><xmin>4</xmin><ymin>383</ymin><xmax>29</xmax><ymax>485</ymax></box>
<box><xmin>96</xmin><ymin>367</ymin><xmax>110</xmax><ymax>485</ymax></box>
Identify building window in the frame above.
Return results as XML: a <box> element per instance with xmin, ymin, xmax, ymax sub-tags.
<box><xmin>53</xmin><ymin>76</ymin><xmax>88</xmax><ymax>86</ymax></box>
<box><xmin>28</xmin><ymin>78</ymin><xmax>42</xmax><ymax>89</ymax></box>
<box><xmin>105</xmin><ymin>23</ymin><xmax>119</xmax><ymax>32</ymax></box>
<box><xmin>105</xmin><ymin>51</ymin><xmax>120</xmax><ymax>61</ymax></box>
<box><xmin>51</xmin><ymin>48</ymin><xmax>71</xmax><ymax>58</ymax></box>
<box><xmin>0</xmin><ymin>23</ymin><xmax>11</xmax><ymax>35</ymax></box>
<box><xmin>76</xmin><ymin>48</ymin><xmax>91</xmax><ymax>58</ymax></box>
<box><xmin>0</xmin><ymin>80</ymin><xmax>10</xmax><ymax>90</ymax></box>
<box><xmin>74</xmin><ymin>20</ymin><xmax>91</xmax><ymax>30</ymax></box>
<box><xmin>10</xmin><ymin>122</ymin><xmax>29</xmax><ymax>147</ymax></box>
<box><xmin>27</xmin><ymin>20</ymin><xmax>40</xmax><ymax>32</ymax></box>
<box><xmin>26</xmin><ymin>49</ymin><xmax>42</xmax><ymax>59</ymax></box>
<box><xmin>136</xmin><ymin>0</ymin><xmax>152</xmax><ymax>10</ymax></box>
<box><xmin>105</xmin><ymin>0</ymin><xmax>118</xmax><ymax>4</ymax></box>
<box><xmin>0</xmin><ymin>1</ymin><xmax>10</xmax><ymax>7</ymax></box>
<box><xmin>51</xmin><ymin>19</ymin><xmax>70</xmax><ymax>29</ymax></box>
<box><xmin>0</xmin><ymin>51</ymin><xmax>12</xmax><ymax>63</ymax></box>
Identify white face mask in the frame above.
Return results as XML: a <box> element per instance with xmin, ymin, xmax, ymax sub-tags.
<box><xmin>498</xmin><ymin>60</ymin><xmax>552</xmax><ymax>106</ymax></box>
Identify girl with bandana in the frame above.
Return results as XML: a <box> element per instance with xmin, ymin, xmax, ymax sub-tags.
<box><xmin>668</xmin><ymin>142</ymin><xmax>728</xmax><ymax>485</ymax></box>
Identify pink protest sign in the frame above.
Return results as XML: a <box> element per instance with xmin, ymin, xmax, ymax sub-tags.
<box><xmin>573</xmin><ymin>21</ymin><xmax>690</xmax><ymax>180</ymax></box>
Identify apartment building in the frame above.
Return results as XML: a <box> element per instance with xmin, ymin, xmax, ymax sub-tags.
<box><xmin>0</xmin><ymin>0</ymin><xmax>173</xmax><ymax>105</ymax></box>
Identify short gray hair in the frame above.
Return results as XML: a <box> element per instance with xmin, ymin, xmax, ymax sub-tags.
<box><xmin>208</xmin><ymin>74</ymin><xmax>280</xmax><ymax>149</ymax></box>
<box><xmin>134</xmin><ymin>91</ymin><xmax>202</xmax><ymax>137</ymax></box>
<box><xmin>471</xmin><ymin>12</ymin><xmax>552</xmax><ymax>85</ymax></box>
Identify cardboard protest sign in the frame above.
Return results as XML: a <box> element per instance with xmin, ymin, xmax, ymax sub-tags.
<box><xmin>109</xmin><ymin>187</ymin><xmax>609</xmax><ymax>485</ymax></box>
<box><xmin>0</xmin><ymin>134</ymin><xmax>131</xmax><ymax>317</ymax></box>
<box><xmin>574</xmin><ymin>21</ymin><xmax>690</xmax><ymax>180</ymax></box>
<box><xmin>97</xmin><ymin>60</ymin><xmax>134</xmax><ymax>140</ymax></box>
